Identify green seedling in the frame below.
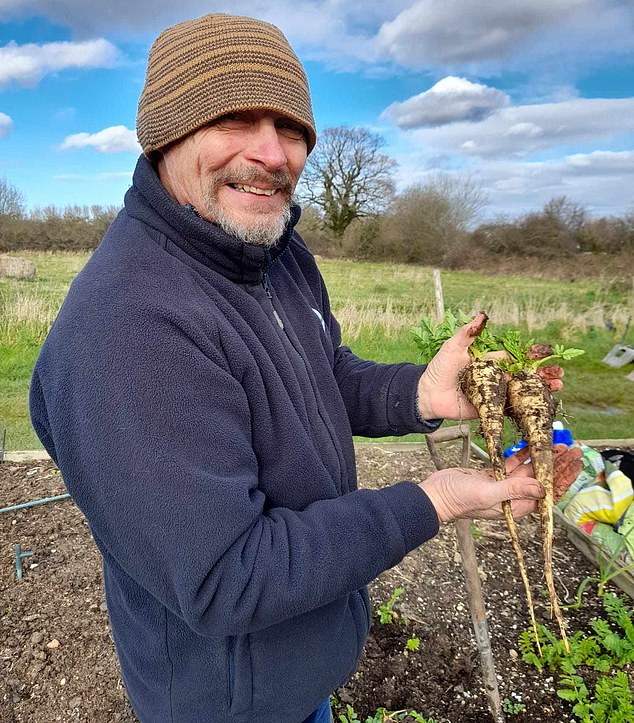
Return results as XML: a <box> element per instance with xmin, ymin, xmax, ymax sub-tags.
<box><xmin>405</xmin><ymin>636</ymin><xmax>420</xmax><ymax>653</ymax></box>
<box><xmin>519</xmin><ymin>593</ymin><xmax>634</xmax><ymax>721</ymax></box>
<box><xmin>502</xmin><ymin>696</ymin><xmax>527</xmax><ymax>715</ymax></box>
<box><xmin>376</xmin><ymin>587</ymin><xmax>405</xmax><ymax>625</ymax></box>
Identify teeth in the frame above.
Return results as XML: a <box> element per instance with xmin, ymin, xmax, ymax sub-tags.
<box><xmin>233</xmin><ymin>184</ymin><xmax>276</xmax><ymax>196</ymax></box>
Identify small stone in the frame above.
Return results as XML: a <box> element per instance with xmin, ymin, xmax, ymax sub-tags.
<box><xmin>509</xmin><ymin>648</ymin><xmax>519</xmax><ymax>660</ymax></box>
<box><xmin>47</xmin><ymin>639</ymin><xmax>60</xmax><ymax>649</ymax></box>
<box><xmin>69</xmin><ymin>696</ymin><xmax>81</xmax><ymax>708</ymax></box>
<box><xmin>60</xmin><ymin>677</ymin><xmax>66</xmax><ymax>686</ymax></box>
<box><xmin>99</xmin><ymin>601</ymin><xmax>108</xmax><ymax>612</ymax></box>
<box><xmin>30</xmin><ymin>631</ymin><xmax>44</xmax><ymax>644</ymax></box>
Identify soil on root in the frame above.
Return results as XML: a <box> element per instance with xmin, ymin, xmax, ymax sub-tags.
<box><xmin>0</xmin><ymin>446</ymin><xmax>631</xmax><ymax>723</ymax></box>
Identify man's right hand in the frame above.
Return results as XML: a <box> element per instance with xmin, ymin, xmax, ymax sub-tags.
<box><xmin>419</xmin><ymin>464</ymin><xmax>543</xmax><ymax>523</ymax></box>
<box><xmin>419</xmin><ymin>444</ymin><xmax>583</xmax><ymax>523</ymax></box>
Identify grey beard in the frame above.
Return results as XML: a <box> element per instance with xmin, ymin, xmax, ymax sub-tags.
<box><xmin>204</xmin><ymin>198</ymin><xmax>292</xmax><ymax>247</ymax></box>
<box><xmin>201</xmin><ymin>167</ymin><xmax>294</xmax><ymax>247</ymax></box>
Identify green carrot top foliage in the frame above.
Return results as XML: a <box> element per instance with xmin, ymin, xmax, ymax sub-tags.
<box><xmin>497</xmin><ymin>331</ymin><xmax>585</xmax><ymax>375</ymax></box>
<box><xmin>413</xmin><ymin>311</ymin><xmax>584</xmax><ymax>369</ymax></box>
<box><xmin>413</xmin><ymin>310</ymin><xmax>498</xmax><ymax>362</ymax></box>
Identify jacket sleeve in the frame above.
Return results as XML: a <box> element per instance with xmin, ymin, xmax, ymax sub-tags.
<box><xmin>322</xmin><ymin>285</ymin><xmax>441</xmax><ymax>437</ymax></box>
<box><xmin>30</xmin><ymin>301</ymin><xmax>439</xmax><ymax>639</ymax></box>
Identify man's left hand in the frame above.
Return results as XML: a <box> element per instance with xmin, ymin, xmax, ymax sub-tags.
<box><xmin>416</xmin><ymin>314</ymin><xmax>565</xmax><ymax>421</ymax></box>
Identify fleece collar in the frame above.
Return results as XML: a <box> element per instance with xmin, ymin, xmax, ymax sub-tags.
<box><xmin>124</xmin><ymin>155</ymin><xmax>301</xmax><ymax>285</ymax></box>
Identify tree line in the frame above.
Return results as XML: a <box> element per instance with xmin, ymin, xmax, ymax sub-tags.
<box><xmin>1</xmin><ymin>126</ymin><xmax>633</xmax><ymax>264</ymax></box>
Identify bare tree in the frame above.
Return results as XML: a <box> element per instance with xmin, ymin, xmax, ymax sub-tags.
<box><xmin>299</xmin><ymin>126</ymin><xmax>397</xmax><ymax>237</ymax></box>
<box><xmin>0</xmin><ymin>176</ymin><xmax>26</xmax><ymax>218</ymax></box>
<box><xmin>384</xmin><ymin>174</ymin><xmax>487</xmax><ymax>263</ymax></box>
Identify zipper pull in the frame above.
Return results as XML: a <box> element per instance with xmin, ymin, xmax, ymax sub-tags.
<box><xmin>262</xmin><ymin>273</ymin><xmax>284</xmax><ymax>330</ymax></box>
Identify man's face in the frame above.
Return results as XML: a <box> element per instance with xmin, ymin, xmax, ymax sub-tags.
<box><xmin>158</xmin><ymin>110</ymin><xmax>308</xmax><ymax>246</ymax></box>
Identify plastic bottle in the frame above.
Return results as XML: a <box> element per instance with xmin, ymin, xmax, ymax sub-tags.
<box><xmin>552</xmin><ymin>420</ymin><xmax>574</xmax><ymax>446</ymax></box>
<box><xmin>503</xmin><ymin>422</ymin><xmax>573</xmax><ymax>458</ymax></box>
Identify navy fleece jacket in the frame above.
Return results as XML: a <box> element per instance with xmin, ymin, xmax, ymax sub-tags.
<box><xmin>29</xmin><ymin>156</ymin><xmax>441</xmax><ymax>723</ymax></box>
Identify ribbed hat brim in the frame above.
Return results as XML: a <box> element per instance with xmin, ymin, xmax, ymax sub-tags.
<box><xmin>137</xmin><ymin>14</ymin><xmax>316</xmax><ymax>154</ymax></box>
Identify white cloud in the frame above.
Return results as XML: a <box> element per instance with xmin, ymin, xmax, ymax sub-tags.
<box><xmin>402</xmin><ymin>97</ymin><xmax>634</xmax><ymax>158</ymax></box>
<box><xmin>384</xmin><ymin>77</ymin><xmax>509</xmax><ymax>128</ymax></box>
<box><xmin>0</xmin><ymin>112</ymin><xmax>12</xmax><ymax>138</ymax></box>
<box><xmin>377</xmin><ymin>0</ymin><xmax>586</xmax><ymax>65</ymax></box>
<box><xmin>2</xmin><ymin>0</ymin><xmax>632</xmax><ymax>76</ymax></box>
<box><xmin>393</xmin><ymin>149</ymin><xmax>634</xmax><ymax>218</ymax></box>
<box><xmin>0</xmin><ymin>39</ymin><xmax>118</xmax><ymax>87</ymax></box>
<box><xmin>483</xmin><ymin>151</ymin><xmax>634</xmax><ymax>216</ymax></box>
<box><xmin>60</xmin><ymin>126</ymin><xmax>141</xmax><ymax>153</ymax></box>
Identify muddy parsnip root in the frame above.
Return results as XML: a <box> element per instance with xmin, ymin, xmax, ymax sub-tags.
<box><xmin>459</xmin><ymin>357</ymin><xmax>542</xmax><ymax>654</ymax></box>
<box><xmin>507</xmin><ymin>370</ymin><xmax>570</xmax><ymax>652</ymax></box>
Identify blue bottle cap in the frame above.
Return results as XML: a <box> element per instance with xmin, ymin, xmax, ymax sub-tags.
<box><xmin>503</xmin><ymin>439</ymin><xmax>527</xmax><ymax>458</ymax></box>
<box><xmin>553</xmin><ymin>428</ymin><xmax>574</xmax><ymax>446</ymax></box>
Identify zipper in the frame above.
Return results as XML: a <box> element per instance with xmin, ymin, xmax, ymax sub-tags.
<box><xmin>227</xmin><ymin>636</ymin><xmax>235</xmax><ymax>709</ymax></box>
<box><xmin>259</xmin><ymin>271</ymin><xmax>346</xmax><ymax>489</ymax></box>
<box><xmin>262</xmin><ymin>273</ymin><xmax>284</xmax><ymax>330</ymax></box>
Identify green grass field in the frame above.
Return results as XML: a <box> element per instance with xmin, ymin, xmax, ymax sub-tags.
<box><xmin>1</xmin><ymin>251</ymin><xmax>632</xmax><ymax>451</ymax></box>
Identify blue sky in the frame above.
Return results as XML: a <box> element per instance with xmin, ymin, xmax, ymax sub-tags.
<box><xmin>1</xmin><ymin>1</ymin><xmax>633</xmax><ymax>220</ymax></box>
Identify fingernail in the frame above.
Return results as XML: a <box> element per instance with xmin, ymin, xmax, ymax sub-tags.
<box><xmin>523</xmin><ymin>457</ymin><xmax>532</xmax><ymax>465</ymax></box>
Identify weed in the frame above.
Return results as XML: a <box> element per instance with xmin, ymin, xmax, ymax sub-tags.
<box><xmin>376</xmin><ymin>587</ymin><xmax>405</xmax><ymax>625</ymax></box>
<box><xmin>519</xmin><ymin>592</ymin><xmax>634</xmax><ymax>721</ymax></box>
<box><xmin>502</xmin><ymin>696</ymin><xmax>527</xmax><ymax>715</ymax></box>
<box><xmin>405</xmin><ymin>637</ymin><xmax>420</xmax><ymax>653</ymax></box>
<box><xmin>335</xmin><ymin>701</ymin><xmax>437</xmax><ymax>723</ymax></box>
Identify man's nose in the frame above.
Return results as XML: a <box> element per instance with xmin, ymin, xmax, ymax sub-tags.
<box><xmin>244</xmin><ymin>120</ymin><xmax>288</xmax><ymax>169</ymax></box>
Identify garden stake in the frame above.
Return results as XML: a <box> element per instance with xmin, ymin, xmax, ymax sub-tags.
<box><xmin>0</xmin><ymin>493</ymin><xmax>70</xmax><ymax>515</ymax></box>
<box><xmin>426</xmin><ymin>269</ymin><xmax>504</xmax><ymax>721</ymax></box>
<box><xmin>426</xmin><ymin>428</ymin><xmax>505</xmax><ymax>723</ymax></box>
<box><xmin>0</xmin><ymin>428</ymin><xmax>6</xmax><ymax>464</ymax></box>
<box><xmin>15</xmin><ymin>544</ymin><xmax>33</xmax><ymax>581</ymax></box>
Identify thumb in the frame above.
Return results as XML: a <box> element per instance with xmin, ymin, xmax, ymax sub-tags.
<box><xmin>502</xmin><ymin>473</ymin><xmax>544</xmax><ymax>501</ymax></box>
<box><xmin>451</xmin><ymin>312</ymin><xmax>488</xmax><ymax>350</ymax></box>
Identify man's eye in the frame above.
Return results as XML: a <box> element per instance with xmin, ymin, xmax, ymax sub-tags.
<box><xmin>213</xmin><ymin>113</ymin><xmax>248</xmax><ymax>128</ymax></box>
<box><xmin>276</xmin><ymin>121</ymin><xmax>306</xmax><ymax>141</ymax></box>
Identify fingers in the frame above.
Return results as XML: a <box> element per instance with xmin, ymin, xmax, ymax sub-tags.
<box><xmin>505</xmin><ymin>446</ymin><xmax>530</xmax><ymax>472</ymax></box>
<box><xmin>528</xmin><ymin>344</ymin><xmax>554</xmax><ymax>360</ymax></box>
<box><xmin>420</xmin><ymin>466</ymin><xmax>543</xmax><ymax>523</ymax></box>
<box><xmin>553</xmin><ymin>445</ymin><xmax>583</xmax><ymax>501</ymax></box>
<box><xmin>537</xmin><ymin>364</ymin><xmax>564</xmax><ymax>392</ymax></box>
<box><xmin>503</xmin><ymin>473</ymin><xmax>544</xmax><ymax>500</ymax></box>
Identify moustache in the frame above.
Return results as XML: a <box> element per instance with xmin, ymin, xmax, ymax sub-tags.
<box><xmin>212</xmin><ymin>167</ymin><xmax>294</xmax><ymax>195</ymax></box>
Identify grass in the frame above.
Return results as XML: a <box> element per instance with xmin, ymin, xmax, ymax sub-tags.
<box><xmin>1</xmin><ymin>252</ymin><xmax>632</xmax><ymax>451</ymax></box>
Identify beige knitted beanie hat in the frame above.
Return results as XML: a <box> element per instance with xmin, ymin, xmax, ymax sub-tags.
<box><xmin>137</xmin><ymin>14</ymin><xmax>316</xmax><ymax>156</ymax></box>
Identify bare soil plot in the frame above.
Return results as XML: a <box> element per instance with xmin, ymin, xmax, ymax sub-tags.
<box><xmin>0</xmin><ymin>447</ymin><xmax>626</xmax><ymax>722</ymax></box>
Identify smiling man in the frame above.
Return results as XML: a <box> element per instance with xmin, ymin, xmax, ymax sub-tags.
<box><xmin>29</xmin><ymin>13</ymin><xmax>578</xmax><ymax>723</ymax></box>
<box><xmin>156</xmin><ymin>109</ymin><xmax>307</xmax><ymax>247</ymax></box>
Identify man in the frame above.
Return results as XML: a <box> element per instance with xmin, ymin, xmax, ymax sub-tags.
<box><xmin>29</xmin><ymin>13</ymin><xmax>579</xmax><ymax>723</ymax></box>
